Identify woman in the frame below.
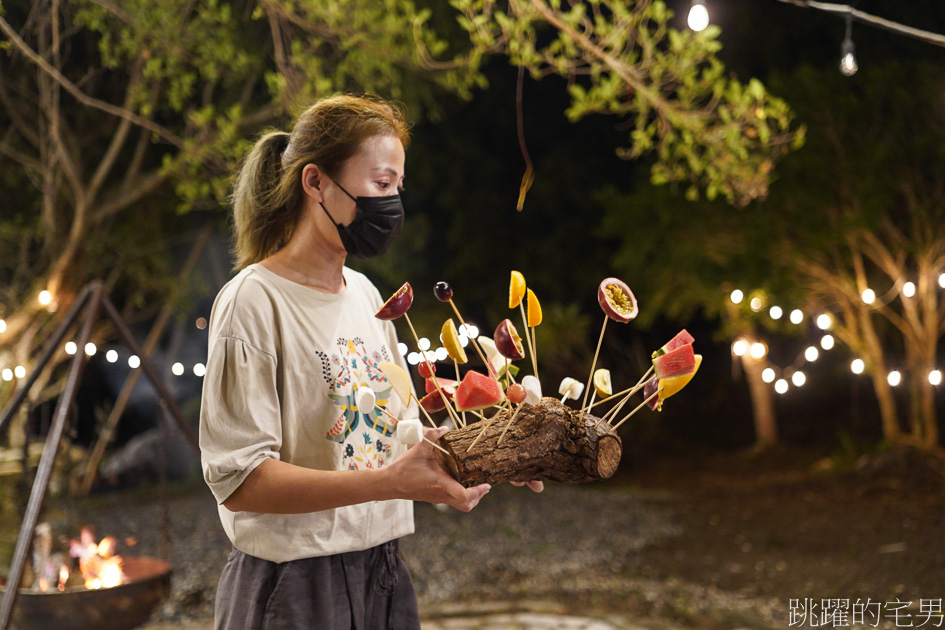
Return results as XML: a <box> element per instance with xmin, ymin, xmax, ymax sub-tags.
<box><xmin>199</xmin><ymin>95</ymin><xmax>495</xmax><ymax>630</ymax></box>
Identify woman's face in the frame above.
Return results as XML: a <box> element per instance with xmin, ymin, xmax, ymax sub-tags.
<box><xmin>322</xmin><ymin>134</ymin><xmax>406</xmax><ymax>227</ymax></box>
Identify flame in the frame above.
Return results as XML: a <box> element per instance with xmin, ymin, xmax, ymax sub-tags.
<box><xmin>58</xmin><ymin>565</ymin><xmax>69</xmax><ymax>592</ymax></box>
<box><xmin>69</xmin><ymin>527</ymin><xmax>127</xmax><ymax>590</ymax></box>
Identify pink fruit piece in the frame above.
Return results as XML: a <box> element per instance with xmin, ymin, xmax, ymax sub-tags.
<box><xmin>419</xmin><ymin>390</ymin><xmax>447</xmax><ymax>413</ymax></box>
<box><xmin>506</xmin><ymin>383</ymin><xmax>526</xmax><ymax>404</ymax></box>
<box><xmin>494</xmin><ymin>319</ymin><xmax>525</xmax><ymax>360</ymax></box>
<box><xmin>454</xmin><ymin>370</ymin><xmax>505</xmax><ymax>412</ymax></box>
<box><xmin>424</xmin><ymin>377</ymin><xmax>458</xmax><ymax>397</ymax></box>
<box><xmin>597</xmin><ymin>278</ymin><xmax>638</xmax><ymax>323</ymax></box>
<box><xmin>375</xmin><ymin>282</ymin><xmax>413</xmax><ymax>320</ymax></box>
<box><xmin>652</xmin><ymin>344</ymin><xmax>695</xmax><ymax>379</ymax></box>
<box><xmin>651</xmin><ymin>329</ymin><xmax>695</xmax><ymax>358</ymax></box>
<box><xmin>643</xmin><ymin>376</ymin><xmax>663</xmax><ymax>411</ymax></box>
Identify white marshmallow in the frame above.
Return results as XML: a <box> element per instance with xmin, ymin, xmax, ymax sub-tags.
<box><xmin>558</xmin><ymin>377</ymin><xmax>584</xmax><ymax>400</ymax></box>
<box><xmin>396</xmin><ymin>418</ymin><xmax>423</xmax><ymax>445</ymax></box>
<box><xmin>356</xmin><ymin>387</ymin><xmax>377</xmax><ymax>413</ymax></box>
<box><xmin>521</xmin><ymin>375</ymin><xmax>542</xmax><ymax>405</ymax></box>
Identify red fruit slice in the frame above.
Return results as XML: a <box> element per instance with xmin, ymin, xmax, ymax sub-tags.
<box><xmin>494</xmin><ymin>319</ymin><xmax>525</xmax><ymax>360</ymax></box>
<box><xmin>454</xmin><ymin>371</ymin><xmax>505</xmax><ymax>412</ymax></box>
<box><xmin>652</xmin><ymin>344</ymin><xmax>695</xmax><ymax>379</ymax></box>
<box><xmin>644</xmin><ymin>376</ymin><xmax>662</xmax><ymax>411</ymax></box>
<box><xmin>375</xmin><ymin>282</ymin><xmax>413</xmax><ymax>320</ymax></box>
<box><xmin>419</xmin><ymin>390</ymin><xmax>447</xmax><ymax>413</ymax></box>
<box><xmin>651</xmin><ymin>329</ymin><xmax>695</xmax><ymax>358</ymax></box>
<box><xmin>424</xmin><ymin>377</ymin><xmax>458</xmax><ymax>397</ymax></box>
<box><xmin>597</xmin><ymin>278</ymin><xmax>637</xmax><ymax>323</ymax></box>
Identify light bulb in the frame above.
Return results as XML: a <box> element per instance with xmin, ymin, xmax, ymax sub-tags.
<box><xmin>172</xmin><ymin>362</ymin><xmax>185</xmax><ymax>376</ymax></box>
<box><xmin>128</xmin><ymin>355</ymin><xmax>140</xmax><ymax>369</ymax></box>
<box><xmin>762</xmin><ymin>368</ymin><xmax>776</xmax><ymax>383</ymax></box>
<box><xmin>887</xmin><ymin>370</ymin><xmax>901</xmax><ymax>387</ymax></box>
<box><xmin>731</xmin><ymin>289</ymin><xmax>744</xmax><ymax>304</ymax></box>
<box><xmin>1</xmin><ymin>369</ymin><xmax>12</xmax><ymax>382</ymax></box>
<box><xmin>38</xmin><ymin>290</ymin><xmax>52</xmax><ymax>306</ymax></box>
<box><xmin>861</xmin><ymin>288</ymin><xmax>875</xmax><ymax>304</ymax></box>
<box><xmin>398</xmin><ymin>342</ymin><xmax>408</xmax><ymax>356</ymax></box>
<box><xmin>821</xmin><ymin>334</ymin><xmax>835</xmax><ymax>350</ymax></box>
<box><xmin>0</xmin><ymin>319</ymin><xmax>6</xmax><ymax>334</ymax></box>
<box><xmin>193</xmin><ymin>363</ymin><xmax>206</xmax><ymax>377</ymax></box>
<box><xmin>790</xmin><ymin>309</ymin><xmax>803</xmax><ymax>325</ymax></box>
<box><xmin>418</xmin><ymin>337</ymin><xmax>431</xmax><ymax>351</ymax></box>
<box><xmin>816</xmin><ymin>313</ymin><xmax>832</xmax><ymax>330</ymax></box>
<box><xmin>805</xmin><ymin>346</ymin><xmax>819</xmax><ymax>362</ymax></box>
<box><xmin>775</xmin><ymin>379</ymin><xmax>789</xmax><ymax>394</ymax></box>
<box><xmin>14</xmin><ymin>366</ymin><xmax>25</xmax><ymax>379</ymax></box>
<box><xmin>84</xmin><ymin>342</ymin><xmax>97</xmax><ymax>357</ymax></box>
<box><xmin>687</xmin><ymin>0</ymin><xmax>709</xmax><ymax>32</ymax></box>
<box><xmin>930</xmin><ymin>370</ymin><xmax>942</xmax><ymax>386</ymax></box>
<box><xmin>106</xmin><ymin>349</ymin><xmax>118</xmax><ymax>363</ymax></box>
<box><xmin>750</xmin><ymin>297</ymin><xmax>763</xmax><ymax>312</ymax></box>
<box><xmin>840</xmin><ymin>39</ymin><xmax>857</xmax><ymax>76</ymax></box>
<box><xmin>732</xmin><ymin>339</ymin><xmax>748</xmax><ymax>356</ymax></box>
<box><xmin>750</xmin><ymin>342</ymin><xmax>767</xmax><ymax>360</ymax></box>
<box><xmin>792</xmin><ymin>371</ymin><xmax>806</xmax><ymax>387</ymax></box>
<box><xmin>769</xmin><ymin>306</ymin><xmax>783</xmax><ymax>320</ymax></box>
<box><xmin>851</xmin><ymin>358</ymin><xmax>865</xmax><ymax>374</ymax></box>
<box><xmin>939</xmin><ymin>273</ymin><xmax>945</xmax><ymax>289</ymax></box>
<box><xmin>65</xmin><ymin>341</ymin><xmax>77</xmax><ymax>356</ymax></box>
<box><xmin>435</xmin><ymin>347</ymin><xmax>449</xmax><ymax>362</ymax></box>
<box><xmin>407</xmin><ymin>352</ymin><xmax>421</xmax><ymax>366</ymax></box>
<box><xmin>903</xmin><ymin>281</ymin><xmax>916</xmax><ymax>298</ymax></box>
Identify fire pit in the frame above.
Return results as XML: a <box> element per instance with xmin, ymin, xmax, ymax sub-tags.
<box><xmin>1</xmin><ymin>556</ymin><xmax>171</xmax><ymax>630</ymax></box>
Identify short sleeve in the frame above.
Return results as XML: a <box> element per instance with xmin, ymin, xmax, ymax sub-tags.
<box><xmin>199</xmin><ymin>335</ymin><xmax>282</xmax><ymax>504</ymax></box>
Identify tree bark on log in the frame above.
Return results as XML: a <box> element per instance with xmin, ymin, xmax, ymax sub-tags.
<box><xmin>434</xmin><ymin>397</ymin><xmax>622</xmax><ymax>488</ymax></box>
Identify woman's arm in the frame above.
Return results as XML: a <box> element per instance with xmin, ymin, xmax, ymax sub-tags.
<box><xmin>222</xmin><ymin>427</ymin><xmax>490</xmax><ymax>513</ymax></box>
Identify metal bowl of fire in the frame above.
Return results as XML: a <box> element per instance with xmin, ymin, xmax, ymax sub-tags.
<box><xmin>1</xmin><ymin>527</ymin><xmax>172</xmax><ymax>630</ymax></box>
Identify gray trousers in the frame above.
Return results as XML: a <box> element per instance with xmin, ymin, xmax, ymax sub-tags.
<box><xmin>214</xmin><ymin>539</ymin><xmax>421</xmax><ymax>630</ymax></box>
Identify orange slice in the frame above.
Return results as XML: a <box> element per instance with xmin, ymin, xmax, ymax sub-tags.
<box><xmin>509</xmin><ymin>270</ymin><xmax>527</xmax><ymax>309</ymax></box>
<box><xmin>441</xmin><ymin>318</ymin><xmax>468</xmax><ymax>364</ymax></box>
<box><xmin>526</xmin><ymin>288</ymin><xmax>542</xmax><ymax>327</ymax></box>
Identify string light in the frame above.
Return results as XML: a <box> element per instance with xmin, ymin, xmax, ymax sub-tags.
<box><xmin>851</xmin><ymin>358</ymin><xmax>865</xmax><ymax>374</ymax></box>
<box><xmin>732</xmin><ymin>339</ymin><xmax>748</xmax><ymax>356</ymax></box>
<box><xmin>418</xmin><ymin>337</ymin><xmax>431</xmax><ymax>351</ymax></box>
<box><xmin>398</xmin><ymin>342</ymin><xmax>408</xmax><ymax>356</ymax></box>
<box><xmin>687</xmin><ymin>0</ymin><xmax>710</xmax><ymax>32</ymax></box>
<box><xmin>0</xmin><ymin>319</ymin><xmax>6</xmax><ymax>334</ymax></box>
<box><xmin>407</xmin><ymin>352</ymin><xmax>421</xmax><ymax>366</ymax></box>
<box><xmin>792</xmin><ymin>371</ymin><xmax>807</xmax><ymax>387</ymax></box>
<box><xmin>193</xmin><ymin>363</ymin><xmax>206</xmax><ymax>377</ymax></box>
<box><xmin>435</xmin><ymin>347</ymin><xmax>449</xmax><ymax>362</ymax></box>
<box><xmin>172</xmin><ymin>362</ymin><xmax>185</xmax><ymax>376</ymax></box>
<box><xmin>128</xmin><ymin>355</ymin><xmax>140</xmax><ymax>369</ymax></box>
<box><xmin>775</xmin><ymin>379</ymin><xmax>789</xmax><ymax>394</ymax></box>
<box><xmin>805</xmin><ymin>346</ymin><xmax>819</xmax><ymax>362</ymax></box>
<box><xmin>790</xmin><ymin>309</ymin><xmax>804</xmax><ymax>325</ymax></box>
<box><xmin>84</xmin><ymin>342</ymin><xmax>97</xmax><ymax>357</ymax></box>
<box><xmin>930</xmin><ymin>370</ymin><xmax>942</xmax><ymax>386</ymax></box>
<box><xmin>14</xmin><ymin>366</ymin><xmax>25</xmax><ymax>379</ymax></box>
<box><xmin>65</xmin><ymin>341</ymin><xmax>77</xmax><ymax>356</ymax></box>
<box><xmin>106</xmin><ymin>350</ymin><xmax>118</xmax><ymax>363</ymax></box>
<box><xmin>769</xmin><ymin>306</ymin><xmax>783</xmax><ymax>320</ymax></box>
<box><xmin>861</xmin><ymin>288</ymin><xmax>875</xmax><ymax>304</ymax></box>
<box><xmin>939</xmin><ymin>273</ymin><xmax>945</xmax><ymax>289</ymax></box>
<box><xmin>750</xmin><ymin>342</ymin><xmax>767</xmax><ymax>360</ymax></box>
<box><xmin>750</xmin><ymin>297</ymin><xmax>763</xmax><ymax>312</ymax></box>
<box><xmin>887</xmin><ymin>370</ymin><xmax>901</xmax><ymax>387</ymax></box>
<box><xmin>38</xmin><ymin>290</ymin><xmax>52</xmax><ymax>306</ymax></box>
<box><xmin>460</xmin><ymin>324</ymin><xmax>480</xmax><ymax>339</ymax></box>
<box><xmin>839</xmin><ymin>15</ymin><xmax>858</xmax><ymax>76</ymax></box>
<box><xmin>762</xmin><ymin>368</ymin><xmax>776</xmax><ymax>383</ymax></box>
<box><xmin>821</xmin><ymin>334</ymin><xmax>835</xmax><ymax>350</ymax></box>
<box><xmin>816</xmin><ymin>313</ymin><xmax>832</xmax><ymax>330</ymax></box>
<box><xmin>731</xmin><ymin>289</ymin><xmax>744</xmax><ymax>304</ymax></box>
<box><xmin>1</xmin><ymin>369</ymin><xmax>12</xmax><ymax>382</ymax></box>
<box><xmin>902</xmin><ymin>281</ymin><xmax>916</xmax><ymax>298</ymax></box>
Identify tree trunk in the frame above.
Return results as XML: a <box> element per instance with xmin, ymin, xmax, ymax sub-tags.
<box><xmin>742</xmin><ymin>354</ymin><xmax>777</xmax><ymax>449</ymax></box>
<box><xmin>435</xmin><ymin>397</ymin><xmax>622</xmax><ymax>487</ymax></box>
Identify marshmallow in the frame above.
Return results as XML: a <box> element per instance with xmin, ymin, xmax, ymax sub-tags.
<box><xmin>356</xmin><ymin>387</ymin><xmax>376</xmax><ymax>413</ymax></box>
<box><xmin>396</xmin><ymin>418</ymin><xmax>423</xmax><ymax>445</ymax></box>
<box><xmin>521</xmin><ymin>375</ymin><xmax>542</xmax><ymax>405</ymax></box>
<box><xmin>558</xmin><ymin>377</ymin><xmax>584</xmax><ymax>400</ymax></box>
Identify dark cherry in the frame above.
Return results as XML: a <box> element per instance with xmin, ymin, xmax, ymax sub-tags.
<box><xmin>434</xmin><ymin>281</ymin><xmax>453</xmax><ymax>302</ymax></box>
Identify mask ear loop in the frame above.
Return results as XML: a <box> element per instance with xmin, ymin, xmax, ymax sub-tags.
<box><xmin>317</xmin><ymin>171</ymin><xmax>357</xmax><ymax>226</ymax></box>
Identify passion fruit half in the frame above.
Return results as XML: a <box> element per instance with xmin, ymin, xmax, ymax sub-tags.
<box><xmin>597</xmin><ymin>277</ymin><xmax>637</xmax><ymax>323</ymax></box>
<box><xmin>494</xmin><ymin>319</ymin><xmax>525</xmax><ymax>361</ymax></box>
<box><xmin>375</xmin><ymin>282</ymin><xmax>413</xmax><ymax>320</ymax></box>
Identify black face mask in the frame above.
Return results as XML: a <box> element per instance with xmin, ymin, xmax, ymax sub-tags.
<box><xmin>319</xmin><ymin>180</ymin><xmax>404</xmax><ymax>259</ymax></box>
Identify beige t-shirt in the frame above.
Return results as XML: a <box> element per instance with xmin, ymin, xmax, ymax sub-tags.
<box><xmin>199</xmin><ymin>263</ymin><xmax>415</xmax><ymax>563</ymax></box>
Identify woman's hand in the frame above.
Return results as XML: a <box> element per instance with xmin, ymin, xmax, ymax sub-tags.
<box><xmin>510</xmin><ymin>480</ymin><xmax>544</xmax><ymax>492</ymax></box>
<box><xmin>384</xmin><ymin>427</ymin><xmax>490</xmax><ymax>512</ymax></box>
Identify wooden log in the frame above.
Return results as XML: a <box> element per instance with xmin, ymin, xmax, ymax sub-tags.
<box><xmin>434</xmin><ymin>397</ymin><xmax>621</xmax><ymax>488</ymax></box>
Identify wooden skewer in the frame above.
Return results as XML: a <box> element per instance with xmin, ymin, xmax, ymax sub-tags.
<box><xmin>497</xmin><ymin>403</ymin><xmax>526</xmax><ymax>444</ymax></box>
<box><xmin>580</xmin><ymin>315</ymin><xmax>608</xmax><ymax>420</ymax></box>
<box><xmin>410</xmin><ymin>393</ymin><xmax>439</xmax><ymax>430</ymax></box>
<box><xmin>446</xmin><ymin>300</ymin><xmax>496</xmax><ymax>379</ymax></box>
<box><xmin>588</xmin><ymin>366</ymin><xmax>654</xmax><ymax>412</ymax></box>
<box><xmin>403</xmin><ymin>313</ymin><xmax>462</xmax><ymax>431</ymax></box>
<box><xmin>424</xmin><ymin>437</ymin><xmax>451</xmax><ymax>455</ymax></box>
<box><xmin>612</xmin><ymin>387</ymin><xmax>662</xmax><ymax>430</ymax></box>
<box><xmin>375</xmin><ymin>403</ymin><xmax>400</xmax><ymax>425</ymax></box>
<box><xmin>518</xmin><ymin>300</ymin><xmax>538</xmax><ymax>378</ymax></box>
<box><xmin>466</xmin><ymin>414</ymin><xmax>497</xmax><ymax>452</ymax></box>
<box><xmin>454</xmin><ymin>359</ymin><xmax>467</xmax><ymax>428</ymax></box>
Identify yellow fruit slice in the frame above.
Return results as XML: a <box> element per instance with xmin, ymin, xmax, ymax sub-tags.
<box><xmin>526</xmin><ymin>288</ymin><xmax>542</xmax><ymax>327</ymax></box>
<box><xmin>509</xmin><ymin>270</ymin><xmax>527</xmax><ymax>309</ymax></box>
<box><xmin>593</xmin><ymin>368</ymin><xmax>612</xmax><ymax>398</ymax></box>
<box><xmin>441</xmin><ymin>318</ymin><xmax>468</xmax><ymax>364</ymax></box>
<box><xmin>659</xmin><ymin>354</ymin><xmax>702</xmax><ymax>400</ymax></box>
<box><xmin>379</xmin><ymin>361</ymin><xmax>412</xmax><ymax>405</ymax></box>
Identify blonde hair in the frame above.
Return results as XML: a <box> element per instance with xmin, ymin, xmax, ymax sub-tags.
<box><xmin>230</xmin><ymin>94</ymin><xmax>410</xmax><ymax>270</ymax></box>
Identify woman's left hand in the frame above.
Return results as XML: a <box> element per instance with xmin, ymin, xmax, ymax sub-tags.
<box><xmin>510</xmin><ymin>480</ymin><xmax>544</xmax><ymax>493</ymax></box>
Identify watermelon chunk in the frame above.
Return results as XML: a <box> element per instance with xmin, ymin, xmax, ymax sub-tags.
<box><xmin>652</xmin><ymin>344</ymin><xmax>695</xmax><ymax>379</ymax></box>
<box><xmin>454</xmin><ymin>370</ymin><xmax>504</xmax><ymax>412</ymax></box>
<box><xmin>424</xmin><ymin>377</ymin><xmax>458</xmax><ymax>397</ymax></box>
<box><xmin>419</xmin><ymin>390</ymin><xmax>448</xmax><ymax>413</ymax></box>
<box><xmin>651</xmin><ymin>329</ymin><xmax>695</xmax><ymax>358</ymax></box>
